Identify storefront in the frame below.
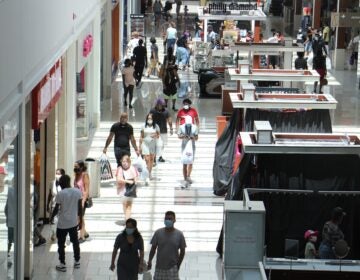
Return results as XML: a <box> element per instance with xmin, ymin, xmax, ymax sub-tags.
<box><xmin>0</xmin><ymin>110</ymin><xmax>20</xmax><ymax>279</ymax></box>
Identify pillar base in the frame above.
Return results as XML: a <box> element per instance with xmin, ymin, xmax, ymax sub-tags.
<box><xmin>333</xmin><ymin>48</ymin><xmax>346</xmax><ymax>70</ymax></box>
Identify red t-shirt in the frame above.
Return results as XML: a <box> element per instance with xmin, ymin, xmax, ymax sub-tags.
<box><xmin>177</xmin><ymin>108</ymin><xmax>198</xmax><ymax>125</ymax></box>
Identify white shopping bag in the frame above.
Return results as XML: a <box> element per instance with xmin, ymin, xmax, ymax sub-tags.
<box><xmin>132</xmin><ymin>156</ymin><xmax>149</xmax><ymax>181</ymax></box>
<box><xmin>181</xmin><ymin>140</ymin><xmax>194</xmax><ymax>165</ymax></box>
<box><xmin>326</xmin><ymin>56</ymin><xmax>332</xmax><ymax>70</ymax></box>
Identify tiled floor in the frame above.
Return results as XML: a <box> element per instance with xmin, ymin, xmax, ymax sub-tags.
<box><xmin>31</xmin><ymin>9</ymin><xmax>360</xmax><ymax>280</ymax></box>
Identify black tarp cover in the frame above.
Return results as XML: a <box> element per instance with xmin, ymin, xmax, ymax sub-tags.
<box><xmin>213</xmin><ymin>109</ymin><xmax>241</xmax><ymax>196</ymax></box>
<box><xmin>231</xmin><ymin>153</ymin><xmax>360</xmax><ymax>259</ymax></box>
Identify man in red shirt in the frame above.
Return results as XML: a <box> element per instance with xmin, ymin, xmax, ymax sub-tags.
<box><xmin>176</xmin><ymin>99</ymin><xmax>199</xmax><ymax>188</ymax></box>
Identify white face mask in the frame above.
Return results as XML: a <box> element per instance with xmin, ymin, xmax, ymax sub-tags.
<box><xmin>183</xmin><ymin>105</ymin><xmax>190</xmax><ymax>110</ymax></box>
<box><xmin>55</xmin><ymin>174</ymin><xmax>61</xmax><ymax>181</ymax></box>
<box><xmin>147</xmin><ymin>120</ymin><xmax>153</xmax><ymax>125</ymax></box>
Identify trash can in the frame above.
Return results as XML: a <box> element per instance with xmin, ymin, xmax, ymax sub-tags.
<box><xmin>85</xmin><ymin>158</ymin><xmax>100</xmax><ymax>198</ymax></box>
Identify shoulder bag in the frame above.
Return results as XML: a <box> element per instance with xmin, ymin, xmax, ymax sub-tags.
<box><xmin>123</xmin><ymin>169</ymin><xmax>137</xmax><ymax>198</ymax></box>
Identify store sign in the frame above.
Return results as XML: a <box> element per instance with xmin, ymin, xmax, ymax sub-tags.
<box><xmin>208</xmin><ymin>2</ymin><xmax>258</xmax><ymax>13</ymax></box>
<box><xmin>331</xmin><ymin>12</ymin><xmax>360</xmax><ymax>27</ymax></box>
<box><xmin>32</xmin><ymin>60</ymin><xmax>63</xmax><ymax>129</ymax></box>
<box><xmin>83</xmin><ymin>34</ymin><xmax>93</xmax><ymax>57</ymax></box>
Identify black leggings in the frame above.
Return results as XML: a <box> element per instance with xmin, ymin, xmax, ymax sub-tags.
<box><xmin>124</xmin><ymin>85</ymin><xmax>134</xmax><ymax>104</ymax></box>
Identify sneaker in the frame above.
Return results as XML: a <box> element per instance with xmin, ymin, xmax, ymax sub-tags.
<box><xmin>158</xmin><ymin>156</ymin><xmax>165</xmax><ymax>162</ymax></box>
<box><xmin>56</xmin><ymin>263</ymin><xmax>66</xmax><ymax>272</ymax></box>
<box><xmin>129</xmin><ymin>105</ymin><xmax>133</xmax><ymax>109</ymax></box>
<box><xmin>84</xmin><ymin>233</ymin><xmax>90</xmax><ymax>239</ymax></box>
<box><xmin>124</xmin><ymin>101</ymin><xmax>127</xmax><ymax>106</ymax></box>
<box><xmin>34</xmin><ymin>238</ymin><xmax>46</xmax><ymax>247</ymax></box>
<box><xmin>50</xmin><ymin>233</ymin><xmax>56</xmax><ymax>242</ymax></box>
<box><xmin>145</xmin><ymin>178</ymin><xmax>150</xmax><ymax>186</ymax></box>
<box><xmin>186</xmin><ymin>177</ymin><xmax>193</xmax><ymax>184</ymax></box>
<box><xmin>74</xmin><ymin>261</ymin><xmax>80</xmax><ymax>269</ymax></box>
<box><xmin>172</xmin><ymin>107</ymin><xmax>178</xmax><ymax>112</ymax></box>
<box><xmin>181</xmin><ymin>180</ymin><xmax>189</xmax><ymax>189</ymax></box>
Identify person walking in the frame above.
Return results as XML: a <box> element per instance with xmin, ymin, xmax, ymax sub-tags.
<box><xmin>121</xmin><ymin>58</ymin><xmax>136</xmax><ymax>108</ymax></box>
<box><xmin>103</xmin><ymin>112</ymin><xmax>140</xmax><ymax>167</ymax></box>
<box><xmin>126</xmin><ymin>31</ymin><xmax>140</xmax><ymax>59</ymax></box>
<box><xmin>47</xmin><ymin>168</ymin><xmax>65</xmax><ymax>242</ymax></box>
<box><xmin>146</xmin><ymin>37</ymin><xmax>159</xmax><ymax>77</ymax></box>
<box><xmin>50</xmin><ymin>174</ymin><xmax>83</xmax><ymax>272</ymax></box>
<box><xmin>116</xmin><ymin>155</ymin><xmax>139</xmax><ymax>222</ymax></box>
<box><xmin>139</xmin><ymin>113</ymin><xmax>160</xmax><ymax>184</ymax></box>
<box><xmin>147</xmin><ymin>211</ymin><xmax>186</xmax><ymax>280</ymax></box>
<box><xmin>73</xmin><ymin>160</ymin><xmax>90</xmax><ymax>243</ymax></box>
<box><xmin>176</xmin><ymin>99</ymin><xmax>200</xmax><ymax>188</ymax></box>
<box><xmin>110</xmin><ymin>218</ymin><xmax>145</xmax><ymax>280</ymax></box>
<box><xmin>165</xmin><ymin>21</ymin><xmax>177</xmax><ymax>52</ymax></box>
<box><xmin>153</xmin><ymin>0</ymin><xmax>163</xmax><ymax>30</ymax></box>
<box><xmin>319</xmin><ymin>207</ymin><xmax>346</xmax><ymax>259</ymax></box>
<box><xmin>162</xmin><ymin>58</ymin><xmax>180</xmax><ymax>111</ymax></box>
<box><xmin>150</xmin><ymin>98</ymin><xmax>174</xmax><ymax>163</ymax></box>
<box><xmin>132</xmin><ymin>39</ymin><xmax>147</xmax><ymax>88</ymax></box>
<box><xmin>175</xmin><ymin>0</ymin><xmax>182</xmax><ymax>19</ymax></box>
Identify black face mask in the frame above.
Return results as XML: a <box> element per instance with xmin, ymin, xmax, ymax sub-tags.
<box><xmin>74</xmin><ymin>168</ymin><xmax>81</xmax><ymax>173</ymax></box>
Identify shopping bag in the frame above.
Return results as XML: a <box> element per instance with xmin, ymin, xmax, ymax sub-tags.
<box><xmin>326</xmin><ymin>56</ymin><xmax>332</xmax><ymax>70</ymax></box>
<box><xmin>132</xmin><ymin>156</ymin><xmax>149</xmax><ymax>181</ymax></box>
<box><xmin>181</xmin><ymin>140</ymin><xmax>194</xmax><ymax>165</ymax></box>
<box><xmin>99</xmin><ymin>154</ymin><xmax>113</xmax><ymax>181</ymax></box>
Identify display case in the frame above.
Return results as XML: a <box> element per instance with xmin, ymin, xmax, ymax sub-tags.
<box><xmin>76</xmin><ymin>92</ymin><xmax>88</xmax><ymax>139</ymax></box>
<box><xmin>192</xmin><ymin>41</ymin><xmax>212</xmax><ymax>73</ymax></box>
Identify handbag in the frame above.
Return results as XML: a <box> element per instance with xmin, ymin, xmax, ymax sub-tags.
<box><xmin>123</xmin><ymin>171</ymin><xmax>137</xmax><ymax>197</ymax></box>
<box><xmin>85</xmin><ymin>197</ymin><xmax>93</xmax><ymax>208</ymax></box>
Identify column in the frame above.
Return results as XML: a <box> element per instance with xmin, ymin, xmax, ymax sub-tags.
<box><xmin>312</xmin><ymin>0</ymin><xmax>322</xmax><ymax>29</ymax></box>
<box><xmin>293</xmin><ymin>0</ymin><xmax>302</xmax><ymax>34</ymax></box>
<box><xmin>104</xmin><ymin>1</ymin><xmax>113</xmax><ymax>100</ymax></box>
<box><xmin>333</xmin><ymin>0</ymin><xmax>347</xmax><ymax>70</ymax></box>
<box><xmin>58</xmin><ymin>43</ymin><xmax>77</xmax><ymax>174</ymax></box>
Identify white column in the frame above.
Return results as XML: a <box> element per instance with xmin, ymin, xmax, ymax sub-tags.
<box><xmin>58</xmin><ymin>43</ymin><xmax>77</xmax><ymax>173</ymax></box>
<box><xmin>89</xmin><ymin>9</ymin><xmax>101</xmax><ymax>128</ymax></box>
<box><xmin>104</xmin><ymin>1</ymin><xmax>113</xmax><ymax>100</ymax></box>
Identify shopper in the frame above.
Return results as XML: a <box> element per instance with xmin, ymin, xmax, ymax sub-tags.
<box><xmin>5</xmin><ymin>184</ymin><xmax>16</xmax><ymax>267</ymax></box>
<box><xmin>146</xmin><ymin>37</ymin><xmax>159</xmax><ymax>77</ymax></box>
<box><xmin>294</xmin><ymin>52</ymin><xmax>308</xmax><ymax>70</ymax></box>
<box><xmin>50</xmin><ymin>174</ymin><xmax>83</xmax><ymax>272</ymax></box>
<box><xmin>147</xmin><ymin>211</ymin><xmax>186</xmax><ymax>279</ymax></box>
<box><xmin>121</xmin><ymin>58</ymin><xmax>136</xmax><ymax>108</ymax></box>
<box><xmin>313</xmin><ymin>54</ymin><xmax>327</xmax><ymax>93</ymax></box>
<box><xmin>348</xmin><ymin>31</ymin><xmax>359</xmax><ymax>66</ymax></box>
<box><xmin>110</xmin><ymin>218</ymin><xmax>145</xmax><ymax>279</ymax></box>
<box><xmin>319</xmin><ymin>207</ymin><xmax>346</xmax><ymax>259</ymax></box>
<box><xmin>103</xmin><ymin>112</ymin><xmax>140</xmax><ymax>167</ymax></box>
<box><xmin>176</xmin><ymin>99</ymin><xmax>199</xmax><ymax>188</ymax></box>
<box><xmin>47</xmin><ymin>168</ymin><xmax>65</xmax><ymax>242</ymax></box>
<box><xmin>73</xmin><ymin>160</ymin><xmax>90</xmax><ymax>243</ymax></box>
<box><xmin>162</xmin><ymin>63</ymin><xmax>180</xmax><ymax>111</ymax></box>
<box><xmin>150</xmin><ymin>98</ymin><xmax>174</xmax><ymax>162</ymax></box>
<box><xmin>33</xmin><ymin>187</ymin><xmax>47</xmax><ymax>247</ymax></box>
<box><xmin>116</xmin><ymin>155</ymin><xmax>139</xmax><ymax>222</ymax></box>
<box><xmin>304</xmin><ymin>229</ymin><xmax>318</xmax><ymax>259</ymax></box>
<box><xmin>132</xmin><ymin>39</ymin><xmax>147</xmax><ymax>88</ymax></box>
<box><xmin>176</xmin><ymin>36</ymin><xmax>190</xmax><ymax>70</ymax></box>
<box><xmin>126</xmin><ymin>31</ymin><xmax>140</xmax><ymax>59</ymax></box>
<box><xmin>175</xmin><ymin>0</ymin><xmax>182</xmax><ymax>18</ymax></box>
<box><xmin>165</xmin><ymin>21</ymin><xmax>177</xmax><ymax>52</ymax></box>
<box><xmin>163</xmin><ymin>1</ymin><xmax>173</xmax><ymax>21</ymax></box>
<box><xmin>153</xmin><ymin>0</ymin><xmax>163</xmax><ymax>29</ymax></box>
<box><xmin>194</xmin><ymin>16</ymin><xmax>202</xmax><ymax>38</ymax></box>
<box><xmin>139</xmin><ymin>113</ymin><xmax>160</xmax><ymax>185</ymax></box>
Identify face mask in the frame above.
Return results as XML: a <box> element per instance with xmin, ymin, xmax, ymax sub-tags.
<box><xmin>126</xmin><ymin>228</ymin><xmax>135</xmax><ymax>235</ymax></box>
<box><xmin>147</xmin><ymin>120</ymin><xmax>153</xmax><ymax>125</ymax></box>
<box><xmin>183</xmin><ymin>105</ymin><xmax>190</xmax><ymax>110</ymax></box>
<box><xmin>74</xmin><ymin>168</ymin><xmax>80</xmax><ymax>173</ymax></box>
<box><xmin>164</xmin><ymin>219</ymin><xmax>174</xmax><ymax>228</ymax></box>
<box><xmin>55</xmin><ymin>174</ymin><xmax>61</xmax><ymax>181</ymax></box>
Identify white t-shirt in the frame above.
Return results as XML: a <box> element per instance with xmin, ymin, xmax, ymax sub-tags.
<box><xmin>127</xmin><ymin>38</ymin><xmax>140</xmax><ymax>56</ymax></box>
<box><xmin>166</xmin><ymin>27</ymin><xmax>177</xmax><ymax>40</ymax></box>
<box><xmin>56</xmin><ymin>187</ymin><xmax>82</xmax><ymax>229</ymax></box>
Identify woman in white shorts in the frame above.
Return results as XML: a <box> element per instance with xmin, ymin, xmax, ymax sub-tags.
<box><xmin>139</xmin><ymin>113</ymin><xmax>160</xmax><ymax>184</ymax></box>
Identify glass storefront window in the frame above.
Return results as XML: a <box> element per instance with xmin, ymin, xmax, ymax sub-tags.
<box><xmin>0</xmin><ymin>141</ymin><xmax>17</xmax><ymax>280</ymax></box>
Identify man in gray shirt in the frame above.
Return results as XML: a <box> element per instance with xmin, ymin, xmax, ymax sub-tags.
<box><xmin>148</xmin><ymin>211</ymin><xmax>186</xmax><ymax>280</ymax></box>
<box><xmin>50</xmin><ymin>174</ymin><xmax>83</xmax><ymax>272</ymax></box>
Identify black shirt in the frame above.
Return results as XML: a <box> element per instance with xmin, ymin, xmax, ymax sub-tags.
<box><xmin>110</xmin><ymin>122</ymin><xmax>134</xmax><ymax>148</ymax></box>
<box><xmin>150</xmin><ymin>108</ymin><xmax>169</xmax><ymax>133</ymax></box>
<box><xmin>133</xmin><ymin>45</ymin><xmax>147</xmax><ymax>65</ymax></box>
<box><xmin>295</xmin><ymin>58</ymin><xmax>308</xmax><ymax>70</ymax></box>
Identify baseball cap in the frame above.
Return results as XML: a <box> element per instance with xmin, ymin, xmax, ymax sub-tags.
<box><xmin>304</xmin><ymin>230</ymin><xmax>318</xmax><ymax>240</ymax></box>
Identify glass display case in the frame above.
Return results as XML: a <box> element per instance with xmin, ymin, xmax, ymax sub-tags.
<box><xmin>192</xmin><ymin>41</ymin><xmax>212</xmax><ymax>73</ymax></box>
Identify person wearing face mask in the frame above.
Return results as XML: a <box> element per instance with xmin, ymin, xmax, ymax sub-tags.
<box><xmin>73</xmin><ymin>160</ymin><xmax>90</xmax><ymax>243</ymax></box>
<box><xmin>103</xmin><ymin>112</ymin><xmax>140</xmax><ymax>167</ymax></box>
<box><xmin>110</xmin><ymin>218</ymin><xmax>144</xmax><ymax>279</ymax></box>
<box><xmin>150</xmin><ymin>98</ymin><xmax>174</xmax><ymax>163</ymax></box>
<box><xmin>47</xmin><ymin>168</ymin><xmax>65</xmax><ymax>242</ymax></box>
<box><xmin>139</xmin><ymin>113</ymin><xmax>160</xmax><ymax>185</ymax></box>
<box><xmin>176</xmin><ymin>99</ymin><xmax>200</xmax><ymax>188</ymax></box>
<box><xmin>147</xmin><ymin>211</ymin><xmax>186</xmax><ymax>280</ymax></box>
<box><xmin>116</xmin><ymin>155</ymin><xmax>139</xmax><ymax>222</ymax></box>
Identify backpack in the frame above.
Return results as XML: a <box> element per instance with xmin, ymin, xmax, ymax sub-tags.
<box><xmin>153</xmin><ymin>2</ymin><xmax>162</xmax><ymax>13</ymax></box>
